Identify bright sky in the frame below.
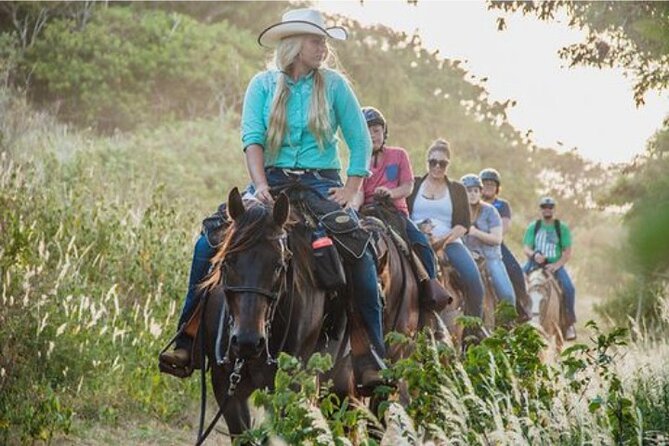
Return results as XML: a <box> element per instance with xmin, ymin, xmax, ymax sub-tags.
<box><xmin>317</xmin><ymin>0</ymin><xmax>669</xmax><ymax>165</ymax></box>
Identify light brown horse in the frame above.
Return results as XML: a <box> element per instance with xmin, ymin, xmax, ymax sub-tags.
<box><xmin>526</xmin><ymin>268</ymin><xmax>569</xmax><ymax>351</ymax></box>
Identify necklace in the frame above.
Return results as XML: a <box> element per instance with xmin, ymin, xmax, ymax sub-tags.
<box><xmin>422</xmin><ymin>178</ymin><xmax>447</xmax><ymax>200</ymax></box>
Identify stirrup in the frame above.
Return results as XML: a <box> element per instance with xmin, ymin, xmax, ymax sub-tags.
<box><xmin>158</xmin><ymin>328</ymin><xmax>194</xmax><ymax>378</ymax></box>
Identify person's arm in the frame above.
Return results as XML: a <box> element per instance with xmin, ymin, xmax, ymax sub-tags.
<box><xmin>244</xmin><ymin>145</ymin><xmax>273</xmax><ymax>203</ymax></box>
<box><xmin>332</xmin><ymin>73</ymin><xmax>372</xmax><ymax>178</ymax></box>
<box><xmin>329</xmin><ymin>74</ymin><xmax>371</xmax><ymax>207</ymax></box>
<box><xmin>432</xmin><ymin>225</ymin><xmax>467</xmax><ymax>251</ymax></box>
<box><xmin>501</xmin><ymin>217</ymin><xmax>511</xmax><ymax>235</ymax></box>
<box><xmin>523</xmin><ymin>223</ymin><xmax>546</xmax><ymax>264</ymax></box>
<box><xmin>469</xmin><ymin>225</ymin><xmax>503</xmax><ymax>246</ymax></box>
<box><xmin>375</xmin><ymin>180</ymin><xmax>414</xmax><ymax>199</ymax></box>
<box><xmin>499</xmin><ymin>201</ymin><xmax>512</xmax><ymax>235</ymax></box>
<box><xmin>241</xmin><ymin>73</ymin><xmax>273</xmax><ymax>203</ymax></box>
<box><xmin>523</xmin><ymin>243</ymin><xmax>547</xmax><ymax>264</ymax></box>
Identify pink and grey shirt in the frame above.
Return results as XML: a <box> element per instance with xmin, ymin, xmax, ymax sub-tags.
<box><xmin>362</xmin><ymin>146</ymin><xmax>414</xmax><ymax>215</ymax></box>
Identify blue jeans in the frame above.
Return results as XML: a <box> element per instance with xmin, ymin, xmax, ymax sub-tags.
<box><xmin>405</xmin><ymin>219</ymin><xmax>437</xmax><ymax>279</ymax></box>
<box><xmin>501</xmin><ymin>243</ymin><xmax>529</xmax><ymax>308</ymax></box>
<box><xmin>486</xmin><ymin>257</ymin><xmax>516</xmax><ymax>306</ymax></box>
<box><xmin>245</xmin><ymin>167</ymin><xmax>342</xmax><ymax>200</ymax></box>
<box><xmin>524</xmin><ymin>260</ymin><xmax>576</xmax><ymax>325</ymax></box>
<box><xmin>176</xmin><ymin>233</ymin><xmax>217</xmax><ymax>348</ymax></box>
<box><xmin>444</xmin><ymin>242</ymin><xmax>484</xmax><ymax>318</ymax></box>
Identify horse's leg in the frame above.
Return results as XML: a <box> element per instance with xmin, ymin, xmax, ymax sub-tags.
<box><xmin>210</xmin><ymin>366</ymin><xmax>251</xmax><ymax>437</ymax></box>
<box><xmin>222</xmin><ymin>396</ymin><xmax>251</xmax><ymax>438</ymax></box>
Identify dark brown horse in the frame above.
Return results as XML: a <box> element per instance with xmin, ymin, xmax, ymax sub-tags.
<box><xmin>197</xmin><ymin>188</ymin><xmax>349</xmax><ymax>439</ymax></box>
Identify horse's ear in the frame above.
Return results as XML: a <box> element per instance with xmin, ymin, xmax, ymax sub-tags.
<box><xmin>273</xmin><ymin>192</ymin><xmax>290</xmax><ymax>227</ymax></box>
<box><xmin>227</xmin><ymin>187</ymin><xmax>245</xmax><ymax>220</ymax></box>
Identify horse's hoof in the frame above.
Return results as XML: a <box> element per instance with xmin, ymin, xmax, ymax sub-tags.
<box><xmin>564</xmin><ymin>325</ymin><xmax>576</xmax><ymax>341</ymax></box>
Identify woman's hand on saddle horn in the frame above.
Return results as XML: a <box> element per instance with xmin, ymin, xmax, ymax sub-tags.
<box><xmin>254</xmin><ymin>183</ymin><xmax>274</xmax><ymax>204</ymax></box>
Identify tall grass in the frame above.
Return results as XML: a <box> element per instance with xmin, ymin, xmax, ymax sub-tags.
<box><xmin>244</xmin><ymin>321</ymin><xmax>668</xmax><ymax>445</ymax></box>
<box><xmin>0</xmin><ymin>88</ymin><xmax>235</xmax><ymax>443</ymax></box>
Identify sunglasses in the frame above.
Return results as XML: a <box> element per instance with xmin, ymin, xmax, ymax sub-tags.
<box><xmin>540</xmin><ymin>205</ymin><xmax>555</xmax><ymax>210</ymax></box>
<box><xmin>428</xmin><ymin>159</ymin><xmax>449</xmax><ymax>169</ymax></box>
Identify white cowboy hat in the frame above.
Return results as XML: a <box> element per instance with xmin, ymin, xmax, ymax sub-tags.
<box><xmin>257</xmin><ymin>8</ymin><xmax>348</xmax><ymax>48</ymax></box>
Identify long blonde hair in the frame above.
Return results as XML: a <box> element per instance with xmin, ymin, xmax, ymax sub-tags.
<box><xmin>266</xmin><ymin>35</ymin><xmax>337</xmax><ymax>154</ymax></box>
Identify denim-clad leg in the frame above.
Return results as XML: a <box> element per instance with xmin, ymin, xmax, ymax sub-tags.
<box><xmin>554</xmin><ymin>266</ymin><xmax>576</xmax><ymax>325</ymax></box>
<box><xmin>405</xmin><ymin>219</ymin><xmax>437</xmax><ymax>279</ymax></box>
<box><xmin>444</xmin><ymin>242</ymin><xmax>484</xmax><ymax>318</ymax></box>
<box><xmin>348</xmin><ymin>248</ymin><xmax>386</xmax><ymax>356</ymax></box>
<box><xmin>486</xmin><ymin>257</ymin><xmax>516</xmax><ymax>306</ymax></box>
<box><xmin>501</xmin><ymin>243</ymin><xmax>529</xmax><ymax>303</ymax></box>
<box><xmin>176</xmin><ymin>233</ymin><xmax>217</xmax><ymax>347</ymax></box>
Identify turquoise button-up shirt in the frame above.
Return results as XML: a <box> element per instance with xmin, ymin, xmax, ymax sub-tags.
<box><xmin>241</xmin><ymin>69</ymin><xmax>372</xmax><ymax>177</ymax></box>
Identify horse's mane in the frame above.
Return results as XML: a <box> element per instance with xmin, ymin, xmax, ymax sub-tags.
<box><xmin>200</xmin><ymin>200</ymin><xmax>316</xmax><ymax>295</ymax></box>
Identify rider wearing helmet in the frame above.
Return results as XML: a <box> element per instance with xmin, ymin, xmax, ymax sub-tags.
<box><xmin>479</xmin><ymin>168</ymin><xmax>531</xmax><ymax>320</ymax></box>
<box><xmin>523</xmin><ymin>196</ymin><xmax>576</xmax><ymax>340</ymax></box>
<box><xmin>461</xmin><ymin>174</ymin><xmax>516</xmax><ymax>306</ymax></box>
<box><xmin>355</xmin><ymin>106</ymin><xmax>450</xmax><ymax>311</ymax></box>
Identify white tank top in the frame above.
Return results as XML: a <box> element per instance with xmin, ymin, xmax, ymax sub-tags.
<box><xmin>411</xmin><ymin>181</ymin><xmax>459</xmax><ymax>240</ymax></box>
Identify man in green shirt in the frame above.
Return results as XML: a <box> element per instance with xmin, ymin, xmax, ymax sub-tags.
<box><xmin>522</xmin><ymin>196</ymin><xmax>576</xmax><ymax>340</ymax></box>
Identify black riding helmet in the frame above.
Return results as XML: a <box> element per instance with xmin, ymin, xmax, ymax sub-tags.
<box><xmin>362</xmin><ymin>106</ymin><xmax>388</xmax><ymax>141</ymax></box>
<box><xmin>479</xmin><ymin>168</ymin><xmax>501</xmax><ymax>185</ymax></box>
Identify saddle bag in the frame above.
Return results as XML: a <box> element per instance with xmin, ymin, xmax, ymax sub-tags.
<box><xmin>300</xmin><ymin>189</ymin><xmax>373</xmax><ymax>263</ymax></box>
<box><xmin>312</xmin><ymin>227</ymin><xmax>347</xmax><ymax>290</ymax></box>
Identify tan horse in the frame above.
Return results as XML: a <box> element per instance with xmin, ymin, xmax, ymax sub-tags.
<box><xmin>526</xmin><ymin>268</ymin><xmax>569</xmax><ymax>351</ymax></box>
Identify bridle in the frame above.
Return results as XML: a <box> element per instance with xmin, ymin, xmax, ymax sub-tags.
<box><xmin>216</xmin><ymin>230</ymin><xmax>292</xmax><ymax>385</ymax></box>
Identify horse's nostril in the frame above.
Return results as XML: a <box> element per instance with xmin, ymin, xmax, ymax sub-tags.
<box><xmin>230</xmin><ymin>335</ymin><xmax>238</xmax><ymax>346</ymax></box>
<box><xmin>256</xmin><ymin>337</ymin><xmax>265</xmax><ymax>350</ymax></box>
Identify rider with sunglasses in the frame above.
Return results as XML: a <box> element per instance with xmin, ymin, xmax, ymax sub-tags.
<box><xmin>522</xmin><ymin>196</ymin><xmax>576</xmax><ymax>340</ymax></box>
<box><xmin>407</xmin><ymin>139</ymin><xmax>485</xmax><ymax>341</ymax></box>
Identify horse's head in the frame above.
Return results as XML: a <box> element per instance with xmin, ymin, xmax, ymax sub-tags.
<box><xmin>527</xmin><ymin>269</ymin><xmax>550</xmax><ymax>317</ymax></box>
<box><xmin>216</xmin><ymin>187</ymin><xmax>291</xmax><ymax>360</ymax></box>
